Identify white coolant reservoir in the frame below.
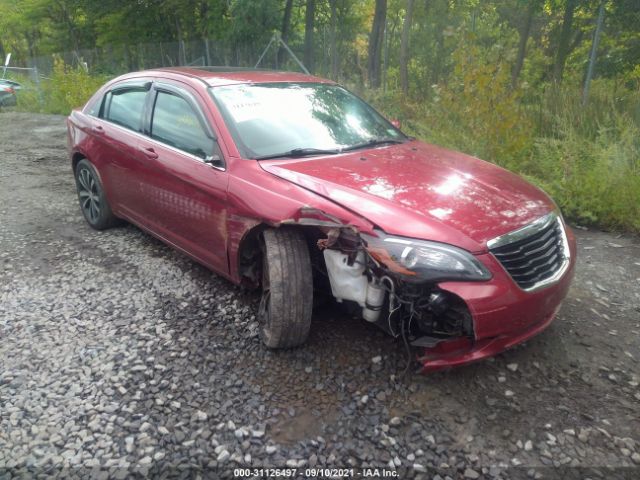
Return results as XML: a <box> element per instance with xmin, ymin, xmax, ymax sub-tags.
<box><xmin>323</xmin><ymin>250</ymin><xmax>368</xmax><ymax>303</ymax></box>
<box><xmin>323</xmin><ymin>250</ymin><xmax>386</xmax><ymax>322</ymax></box>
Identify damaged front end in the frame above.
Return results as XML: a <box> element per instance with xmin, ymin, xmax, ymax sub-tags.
<box><xmin>317</xmin><ymin>227</ymin><xmax>492</xmax><ymax>372</ymax></box>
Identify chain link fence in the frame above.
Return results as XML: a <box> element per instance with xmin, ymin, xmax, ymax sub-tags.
<box><xmin>8</xmin><ymin>38</ymin><xmax>317</xmax><ymax>78</ymax></box>
<box><xmin>5</xmin><ymin>27</ymin><xmax>369</xmax><ymax>85</ymax></box>
<box><xmin>2</xmin><ymin>32</ymin><xmax>371</xmax><ymax>114</ymax></box>
<box><xmin>2</xmin><ymin>38</ymin><xmax>312</xmax><ymax>110</ymax></box>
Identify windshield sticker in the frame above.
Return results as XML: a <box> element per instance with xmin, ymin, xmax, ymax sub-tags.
<box><xmin>216</xmin><ymin>88</ymin><xmax>267</xmax><ymax>123</ymax></box>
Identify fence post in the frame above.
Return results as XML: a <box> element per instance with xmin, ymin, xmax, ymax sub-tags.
<box><xmin>138</xmin><ymin>43</ymin><xmax>144</xmax><ymax>70</ymax></box>
<box><xmin>179</xmin><ymin>39</ymin><xmax>186</xmax><ymax>65</ymax></box>
<box><xmin>204</xmin><ymin>39</ymin><xmax>211</xmax><ymax>66</ymax></box>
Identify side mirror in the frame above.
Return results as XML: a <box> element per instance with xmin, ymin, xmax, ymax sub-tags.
<box><xmin>390</xmin><ymin>119</ymin><xmax>401</xmax><ymax>129</ymax></box>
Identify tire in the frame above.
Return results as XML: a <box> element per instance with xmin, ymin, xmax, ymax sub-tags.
<box><xmin>258</xmin><ymin>228</ymin><xmax>314</xmax><ymax>348</ymax></box>
<box><xmin>75</xmin><ymin>158</ymin><xmax>119</xmax><ymax>230</ymax></box>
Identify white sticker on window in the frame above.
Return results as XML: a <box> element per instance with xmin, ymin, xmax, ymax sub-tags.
<box><xmin>216</xmin><ymin>87</ymin><xmax>266</xmax><ymax>123</ymax></box>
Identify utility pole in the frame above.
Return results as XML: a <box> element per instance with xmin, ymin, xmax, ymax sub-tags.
<box><xmin>583</xmin><ymin>1</ymin><xmax>605</xmax><ymax>105</ymax></box>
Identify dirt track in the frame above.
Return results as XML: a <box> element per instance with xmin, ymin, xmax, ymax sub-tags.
<box><xmin>1</xmin><ymin>112</ymin><xmax>639</xmax><ymax>479</ymax></box>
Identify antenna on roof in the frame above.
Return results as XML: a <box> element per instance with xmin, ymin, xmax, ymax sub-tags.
<box><xmin>255</xmin><ymin>32</ymin><xmax>310</xmax><ymax>75</ymax></box>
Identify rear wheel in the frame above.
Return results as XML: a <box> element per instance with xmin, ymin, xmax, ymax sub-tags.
<box><xmin>75</xmin><ymin>158</ymin><xmax>119</xmax><ymax>230</ymax></box>
<box><xmin>258</xmin><ymin>228</ymin><xmax>314</xmax><ymax>348</ymax></box>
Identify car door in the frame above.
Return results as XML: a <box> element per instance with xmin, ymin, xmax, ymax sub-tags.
<box><xmin>134</xmin><ymin>81</ymin><xmax>229</xmax><ymax>274</ymax></box>
<box><xmin>88</xmin><ymin>80</ymin><xmax>151</xmax><ymax>216</ymax></box>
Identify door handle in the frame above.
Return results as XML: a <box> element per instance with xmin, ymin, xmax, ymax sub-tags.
<box><xmin>139</xmin><ymin>146</ymin><xmax>158</xmax><ymax>159</ymax></box>
<box><xmin>91</xmin><ymin>125</ymin><xmax>105</xmax><ymax>135</ymax></box>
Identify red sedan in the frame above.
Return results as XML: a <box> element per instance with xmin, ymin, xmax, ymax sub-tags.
<box><xmin>67</xmin><ymin>67</ymin><xmax>576</xmax><ymax>372</ymax></box>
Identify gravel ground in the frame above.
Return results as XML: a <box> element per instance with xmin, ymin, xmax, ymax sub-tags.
<box><xmin>1</xmin><ymin>112</ymin><xmax>639</xmax><ymax>479</ymax></box>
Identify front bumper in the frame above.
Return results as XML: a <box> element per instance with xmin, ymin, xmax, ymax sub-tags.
<box><xmin>418</xmin><ymin>225</ymin><xmax>577</xmax><ymax>372</ymax></box>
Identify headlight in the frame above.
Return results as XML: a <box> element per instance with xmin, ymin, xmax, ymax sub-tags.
<box><xmin>362</xmin><ymin>231</ymin><xmax>492</xmax><ymax>283</ymax></box>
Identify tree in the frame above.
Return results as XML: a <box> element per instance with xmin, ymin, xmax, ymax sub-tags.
<box><xmin>367</xmin><ymin>0</ymin><xmax>387</xmax><ymax>88</ymax></box>
<box><xmin>399</xmin><ymin>0</ymin><xmax>415</xmax><ymax>94</ymax></box>
<box><xmin>511</xmin><ymin>0</ymin><xmax>536</xmax><ymax>87</ymax></box>
<box><xmin>2</xmin><ymin>0</ymin><xmax>639</xmax><ymax>98</ymax></box>
<box><xmin>328</xmin><ymin>0</ymin><xmax>339</xmax><ymax>78</ymax></box>
<box><xmin>278</xmin><ymin>0</ymin><xmax>294</xmax><ymax>66</ymax></box>
<box><xmin>304</xmin><ymin>0</ymin><xmax>316</xmax><ymax>73</ymax></box>
<box><xmin>583</xmin><ymin>0</ymin><xmax>605</xmax><ymax>103</ymax></box>
<box><xmin>553</xmin><ymin>0</ymin><xmax>578</xmax><ymax>83</ymax></box>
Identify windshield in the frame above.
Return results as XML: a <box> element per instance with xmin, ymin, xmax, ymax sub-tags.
<box><xmin>209</xmin><ymin>82</ymin><xmax>406</xmax><ymax>159</ymax></box>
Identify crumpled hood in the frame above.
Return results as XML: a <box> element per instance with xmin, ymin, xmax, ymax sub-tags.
<box><xmin>260</xmin><ymin>140</ymin><xmax>555</xmax><ymax>252</ymax></box>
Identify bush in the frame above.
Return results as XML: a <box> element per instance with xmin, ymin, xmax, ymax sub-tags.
<box><xmin>531</xmin><ymin>107</ymin><xmax>640</xmax><ymax>231</ymax></box>
<box><xmin>366</xmin><ymin>50</ymin><xmax>640</xmax><ymax>233</ymax></box>
<box><xmin>430</xmin><ymin>42</ymin><xmax>533</xmax><ymax>171</ymax></box>
<box><xmin>16</xmin><ymin>57</ymin><xmax>108</xmax><ymax>115</ymax></box>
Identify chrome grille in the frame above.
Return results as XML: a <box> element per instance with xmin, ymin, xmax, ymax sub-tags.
<box><xmin>488</xmin><ymin>212</ymin><xmax>570</xmax><ymax>291</ymax></box>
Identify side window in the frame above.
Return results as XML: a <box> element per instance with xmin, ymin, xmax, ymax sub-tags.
<box><xmin>86</xmin><ymin>95</ymin><xmax>101</xmax><ymax>117</ymax></box>
<box><xmin>151</xmin><ymin>91</ymin><xmax>213</xmax><ymax>159</ymax></box>
<box><xmin>104</xmin><ymin>88</ymin><xmax>147</xmax><ymax>131</ymax></box>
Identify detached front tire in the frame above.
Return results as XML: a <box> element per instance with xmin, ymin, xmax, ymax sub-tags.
<box><xmin>259</xmin><ymin>228</ymin><xmax>313</xmax><ymax>348</ymax></box>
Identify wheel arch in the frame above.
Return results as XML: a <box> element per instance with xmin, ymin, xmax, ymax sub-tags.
<box><xmin>71</xmin><ymin>151</ymin><xmax>87</xmax><ymax>173</ymax></box>
<box><xmin>235</xmin><ymin>221</ymin><xmax>326</xmax><ymax>288</ymax></box>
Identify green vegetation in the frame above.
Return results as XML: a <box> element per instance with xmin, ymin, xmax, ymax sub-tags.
<box><xmin>1</xmin><ymin>0</ymin><xmax>638</xmax><ymax>232</ymax></box>
<box><xmin>13</xmin><ymin>57</ymin><xmax>107</xmax><ymax>114</ymax></box>
<box><xmin>363</xmin><ymin>43</ymin><xmax>640</xmax><ymax>233</ymax></box>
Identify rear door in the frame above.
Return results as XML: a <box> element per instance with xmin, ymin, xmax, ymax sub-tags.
<box><xmin>134</xmin><ymin>81</ymin><xmax>229</xmax><ymax>273</ymax></box>
<box><xmin>89</xmin><ymin>80</ymin><xmax>151</xmax><ymax>216</ymax></box>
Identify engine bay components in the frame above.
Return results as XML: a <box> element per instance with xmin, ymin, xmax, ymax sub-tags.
<box><xmin>320</xmin><ymin>230</ymin><xmax>474</xmax><ymax>344</ymax></box>
<box><xmin>323</xmin><ymin>250</ymin><xmax>385</xmax><ymax>322</ymax></box>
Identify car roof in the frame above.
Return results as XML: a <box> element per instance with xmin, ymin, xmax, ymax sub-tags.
<box><xmin>138</xmin><ymin>67</ymin><xmax>335</xmax><ymax>87</ymax></box>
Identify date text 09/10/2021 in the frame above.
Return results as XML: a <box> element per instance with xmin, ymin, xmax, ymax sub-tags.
<box><xmin>233</xmin><ymin>467</ymin><xmax>400</xmax><ymax>477</ymax></box>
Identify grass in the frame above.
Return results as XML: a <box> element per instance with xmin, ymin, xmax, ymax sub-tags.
<box><xmin>364</xmin><ymin>78</ymin><xmax>640</xmax><ymax>234</ymax></box>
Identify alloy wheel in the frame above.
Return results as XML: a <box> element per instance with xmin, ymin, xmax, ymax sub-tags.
<box><xmin>77</xmin><ymin>167</ymin><xmax>101</xmax><ymax>224</ymax></box>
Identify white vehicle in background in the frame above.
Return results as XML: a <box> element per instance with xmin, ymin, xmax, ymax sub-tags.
<box><xmin>0</xmin><ymin>79</ymin><xmax>20</xmax><ymax>107</ymax></box>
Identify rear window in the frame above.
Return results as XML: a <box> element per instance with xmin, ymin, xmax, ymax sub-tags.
<box><xmin>105</xmin><ymin>88</ymin><xmax>147</xmax><ymax>131</ymax></box>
